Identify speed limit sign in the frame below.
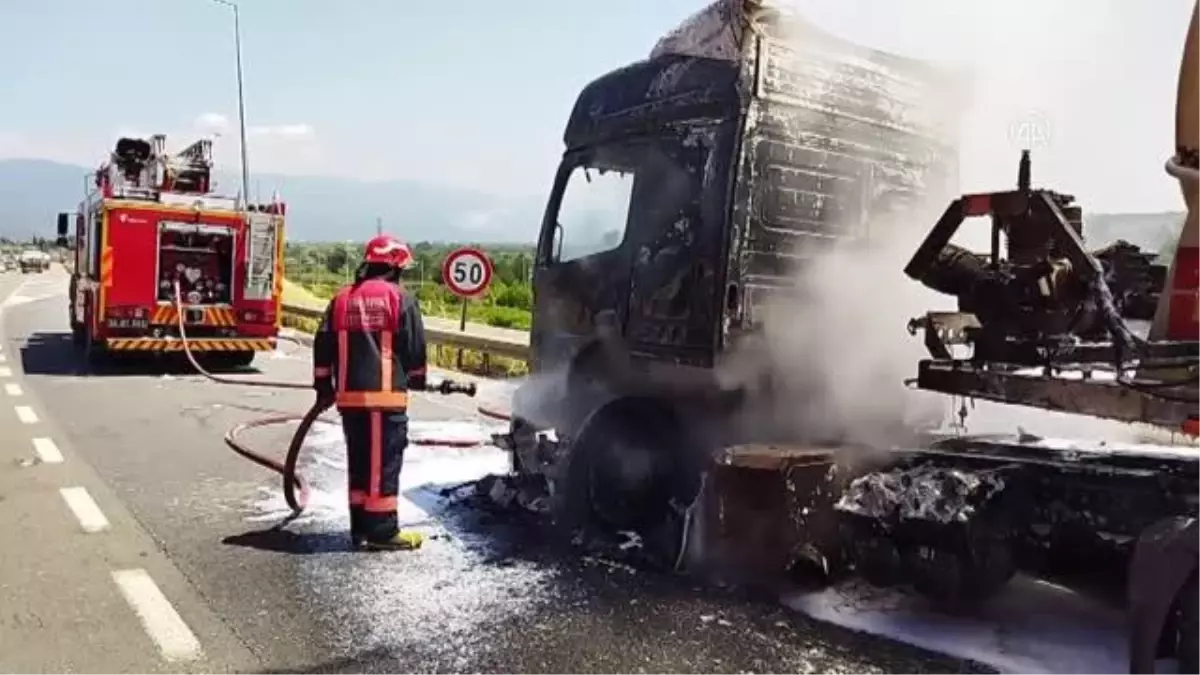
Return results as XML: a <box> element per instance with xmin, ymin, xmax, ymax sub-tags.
<box><xmin>441</xmin><ymin>247</ymin><xmax>494</xmax><ymax>298</ymax></box>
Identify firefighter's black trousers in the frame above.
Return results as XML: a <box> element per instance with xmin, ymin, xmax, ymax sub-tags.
<box><xmin>341</xmin><ymin>409</ymin><xmax>409</xmax><ymax>542</ymax></box>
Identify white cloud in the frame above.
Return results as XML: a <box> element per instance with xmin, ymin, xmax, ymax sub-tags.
<box><xmin>0</xmin><ymin>132</ymin><xmax>24</xmax><ymax>154</ymax></box>
<box><xmin>194</xmin><ymin>113</ymin><xmax>230</xmax><ymax>135</ymax></box>
<box><xmin>462</xmin><ymin>210</ymin><xmax>495</xmax><ymax>230</ymax></box>
<box><xmin>249</xmin><ymin>123</ymin><xmax>316</xmax><ymax>138</ymax></box>
<box><xmin>94</xmin><ymin>115</ymin><xmax>324</xmax><ymax>177</ymax></box>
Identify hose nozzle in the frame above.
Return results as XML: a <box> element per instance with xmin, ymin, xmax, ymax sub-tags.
<box><xmin>430</xmin><ymin>379</ymin><xmax>477</xmax><ymax>397</ymax></box>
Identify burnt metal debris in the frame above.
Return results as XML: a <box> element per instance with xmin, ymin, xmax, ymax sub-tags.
<box><xmin>891</xmin><ymin>152</ymin><xmax>1198</xmax><ymax>668</ymax></box>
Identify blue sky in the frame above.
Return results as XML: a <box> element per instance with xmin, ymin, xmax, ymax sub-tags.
<box><xmin>1</xmin><ymin>0</ymin><xmax>1195</xmax><ymax>213</ymax></box>
<box><xmin>1</xmin><ymin>0</ymin><xmax>702</xmax><ymax>195</ymax></box>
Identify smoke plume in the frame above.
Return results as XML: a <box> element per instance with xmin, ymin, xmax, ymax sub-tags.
<box><xmin>716</xmin><ymin>0</ymin><xmax>1179</xmax><ymax>449</ymax></box>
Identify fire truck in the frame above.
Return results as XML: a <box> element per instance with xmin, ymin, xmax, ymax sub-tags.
<box><xmin>63</xmin><ymin>135</ymin><xmax>285</xmax><ymax>367</ymax></box>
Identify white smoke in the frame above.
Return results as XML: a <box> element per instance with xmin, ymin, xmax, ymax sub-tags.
<box><xmin>715</xmin><ymin>0</ymin><xmax>1188</xmax><ymax>447</ymax></box>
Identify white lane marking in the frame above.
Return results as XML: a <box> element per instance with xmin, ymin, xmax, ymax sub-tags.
<box><xmin>59</xmin><ymin>487</ymin><xmax>110</xmax><ymax>533</ymax></box>
<box><xmin>32</xmin><ymin>437</ymin><xmax>63</xmax><ymax>463</ymax></box>
<box><xmin>111</xmin><ymin>569</ymin><xmax>204</xmax><ymax>662</ymax></box>
<box><xmin>5</xmin><ymin>383</ymin><xmax>21</xmax><ymax>396</ymax></box>
<box><xmin>0</xmin><ymin>366</ymin><xmax>12</xmax><ymax>377</ymax></box>
<box><xmin>14</xmin><ymin>405</ymin><xmax>37</xmax><ymax>424</ymax></box>
<box><xmin>0</xmin><ymin>354</ymin><xmax>7</xmax><ymax>362</ymax></box>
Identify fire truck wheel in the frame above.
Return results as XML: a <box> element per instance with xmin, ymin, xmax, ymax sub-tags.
<box><xmin>203</xmin><ymin>351</ymin><xmax>255</xmax><ymax>371</ymax></box>
<box><xmin>83</xmin><ymin>333</ymin><xmax>107</xmax><ymax>365</ymax></box>
<box><xmin>225</xmin><ymin>351</ymin><xmax>256</xmax><ymax>369</ymax></box>
<box><xmin>71</xmin><ymin>322</ymin><xmax>85</xmax><ymax>347</ymax></box>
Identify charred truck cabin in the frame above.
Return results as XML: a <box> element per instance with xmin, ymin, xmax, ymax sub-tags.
<box><xmin>498</xmin><ymin>0</ymin><xmax>961</xmax><ymax>567</ymax></box>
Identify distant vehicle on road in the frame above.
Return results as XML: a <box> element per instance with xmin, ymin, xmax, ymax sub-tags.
<box><xmin>18</xmin><ymin>249</ymin><xmax>49</xmax><ymax>273</ymax></box>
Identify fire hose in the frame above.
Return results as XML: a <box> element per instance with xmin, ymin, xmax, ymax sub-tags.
<box><xmin>171</xmin><ymin>281</ymin><xmax>485</xmax><ymax>517</ymax></box>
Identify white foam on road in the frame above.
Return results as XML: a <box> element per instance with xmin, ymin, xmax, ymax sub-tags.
<box><xmin>14</xmin><ymin>405</ymin><xmax>38</xmax><ymax>424</ymax></box>
<box><xmin>32</xmin><ymin>437</ymin><xmax>63</xmax><ymax>463</ymax></box>
<box><xmin>244</xmin><ymin>417</ymin><xmax>556</xmax><ymax>669</ymax></box>
<box><xmin>111</xmin><ymin>568</ymin><xmax>204</xmax><ymax>662</ymax></box>
<box><xmin>247</xmin><ymin>419</ymin><xmax>507</xmax><ymax>528</ymax></box>
<box><xmin>783</xmin><ymin>576</ymin><xmax>1127</xmax><ymax>674</ymax></box>
<box><xmin>59</xmin><ymin>486</ymin><xmax>110</xmax><ymax>533</ymax></box>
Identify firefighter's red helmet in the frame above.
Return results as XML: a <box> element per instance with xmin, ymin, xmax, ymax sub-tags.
<box><xmin>362</xmin><ymin>234</ymin><xmax>413</xmax><ymax>269</ymax></box>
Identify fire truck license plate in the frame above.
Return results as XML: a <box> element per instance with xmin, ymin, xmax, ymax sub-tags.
<box><xmin>106</xmin><ymin>318</ymin><xmax>149</xmax><ymax>329</ymax></box>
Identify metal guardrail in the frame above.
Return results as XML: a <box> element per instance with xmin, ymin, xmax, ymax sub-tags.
<box><xmin>281</xmin><ymin>302</ymin><xmax>531</xmax><ymax>362</ymax></box>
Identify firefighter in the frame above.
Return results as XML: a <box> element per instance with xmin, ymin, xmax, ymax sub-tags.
<box><xmin>312</xmin><ymin>234</ymin><xmax>428</xmax><ymax>551</ymax></box>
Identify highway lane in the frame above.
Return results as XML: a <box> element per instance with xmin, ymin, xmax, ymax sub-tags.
<box><xmin>4</xmin><ymin>268</ymin><xmax>986</xmax><ymax>673</ymax></box>
<box><xmin>0</xmin><ymin>269</ymin><xmax>255</xmax><ymax>673</ymax></box>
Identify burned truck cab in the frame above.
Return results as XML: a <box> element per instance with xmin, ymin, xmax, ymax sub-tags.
<box><xmin>505</xmin><ymin>0</ymin><xmax>962</xmax><ymax>567</ymax></box>
<box><xmin>528</xmin><ymin>55</ymin><xmax>742</xmax><ymax>421</ymax></box>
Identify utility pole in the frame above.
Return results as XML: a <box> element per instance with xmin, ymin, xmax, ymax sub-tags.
<box><xmin>376</xmin><ymin>216</ymin><xmax>383</xmax><ymax>236</ymax></box>
<box><xmin>210</xmin><ymin>0</ymin><xmax>250</xmax><ymax>208</ymax></box>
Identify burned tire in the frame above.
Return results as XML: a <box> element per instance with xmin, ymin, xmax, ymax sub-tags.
<box><xmin>1178</xmin><ymin>573</ymin><xmax>1199</xmax><ymax>674</ymax></box>
<box><xmin>557</xmin><ymin>396</ymin><xmax>705</xmax><ymax>570</ymax></box>
<box><xmin>909</xmin><ymin>537</ymin><xmax>1016</xmax><ymax>614</ymax></box>
<box><xmin>839</xmin><ymin>462</ymin><xmax>1018</xmax><ymax>614</ymax></box>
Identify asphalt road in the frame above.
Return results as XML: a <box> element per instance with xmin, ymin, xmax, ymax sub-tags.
<box><xmin>0</xmin><ymin>267</ymin><xmax>985</xmax><ymax>673</ymax></box>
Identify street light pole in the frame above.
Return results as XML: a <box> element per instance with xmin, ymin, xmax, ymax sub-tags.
<box><xmin>211</xmin><ymin>0</ymin><xmax>250</xmax><ymax>208</ymax></box>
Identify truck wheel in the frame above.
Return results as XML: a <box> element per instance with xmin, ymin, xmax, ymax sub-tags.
<box><xmin>226</xmin><ymin>351</ymin><xmax>255</xmax><ymax>369</ymax></box>
<box><xmin>909</xmin><ymin>537</ymin><xmax>1016</xmax><ymax>614</ymax></box>
<box><xmin>71</xmin><ymin>322</ymin><xmax>85</xmax><ymax>347</ymax></box>
<box><xmin>83</xmin><ymin>331</ymin><xmax>107</xmax><ymax>366</ymax></box>
<box><xmin>1177</xmin><ymin>573</ymin><xmax>1198</xmax><ymax>674</ymax></box>
<box><xmin>557</xmin><ymin>396</ymin><xmax>705</xmax><ymax>571</ymax></box>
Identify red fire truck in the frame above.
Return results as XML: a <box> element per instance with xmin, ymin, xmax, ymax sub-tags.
<box><xmin>64</xmin><ymin>135</ymin><xmax>285</xmax><ymax>367</ymax></box>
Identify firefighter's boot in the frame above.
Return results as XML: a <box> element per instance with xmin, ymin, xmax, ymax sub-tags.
<box><xmin>357</xmin><ymin>530</ymin><xmax>424</xmax><ymax>551</ymax></box>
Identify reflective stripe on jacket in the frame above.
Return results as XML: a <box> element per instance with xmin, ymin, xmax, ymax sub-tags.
<box><xmin>311</xmin><ymin>278</ymin><xmax>428</xmax><ymax>410</ymax></box>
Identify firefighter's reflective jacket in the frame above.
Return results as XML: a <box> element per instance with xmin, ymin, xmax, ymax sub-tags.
<box><xmin>312</xmin><ymin>279</ymin><xmax>427</xmax><ymax>410</ymax></box>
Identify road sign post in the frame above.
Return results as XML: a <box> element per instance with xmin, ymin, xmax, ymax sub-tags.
<box><xmin>441</xmin><ymin>246</ymin><xmax>495</xmax><ymax>333</ymax></box>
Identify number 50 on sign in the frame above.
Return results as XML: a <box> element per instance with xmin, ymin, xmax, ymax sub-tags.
<box><xmin>441</xmin><ymin>247</ymin><xmax>494</xmax><ymax>298</ymax></box>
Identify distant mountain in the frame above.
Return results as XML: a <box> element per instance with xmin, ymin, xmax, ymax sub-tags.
<box><xmin>0</xmin><ymin>157</ymin><xmax>1186</xmax><ymax>253</ymax></box>
<box><xmin>0</xmin><ymin>158</ymin><xmax>546</xmax><ymax>244</ymax></box>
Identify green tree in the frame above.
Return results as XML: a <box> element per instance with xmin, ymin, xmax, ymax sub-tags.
<box><xmin>325</xmin><ymin>247</ymin><xmax>349</xmax><ymax>275</ymax></box>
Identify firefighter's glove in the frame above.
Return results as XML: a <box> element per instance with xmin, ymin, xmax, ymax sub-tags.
<box><xmin>409</xmin><ymin>373</ymin><xmax>428</xmax><ymax>392</ymax></box>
